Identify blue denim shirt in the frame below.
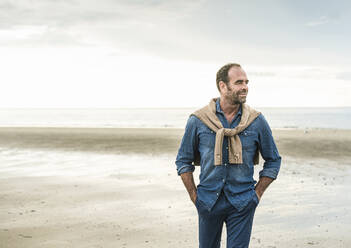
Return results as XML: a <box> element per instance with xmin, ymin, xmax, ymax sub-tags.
<box><xmin>175</xmin><ymin>99</ymin><xmax>281</xmax><ymax>212</ymax></box>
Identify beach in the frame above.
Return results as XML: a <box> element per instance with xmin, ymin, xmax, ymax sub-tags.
<box><xmin>0</xmin><ymin>127</ymin><xmax>350</xmax><ymax>247</ymax></box>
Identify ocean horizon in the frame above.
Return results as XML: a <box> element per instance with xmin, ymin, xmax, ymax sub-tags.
<box><xmin>0</xmin><ymin>107</ymin><xmax>350</xmax><ymax>130</ymax></box>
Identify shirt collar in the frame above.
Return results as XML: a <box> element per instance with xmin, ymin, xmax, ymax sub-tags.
<box><xmin>216</xmin><ymin>98</ymin><xmax>242</xmax><ymax>116</ymax></box>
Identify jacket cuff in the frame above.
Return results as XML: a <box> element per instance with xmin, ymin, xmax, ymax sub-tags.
<box><xmin>177</xmin><ymin>163</ymin><xmax>195</xmax><ymax>176</ymax></box>
<box><xmin>259</xmin><ymin>168</ymin><xmax>278</xmax><ymax>180</ymax></box>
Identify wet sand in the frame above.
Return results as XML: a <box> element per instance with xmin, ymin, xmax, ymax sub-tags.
<box><xmin>0</xmin><ymin>127</ymin><xmax>350</xmax><ymax>247</ymax></box>
<box><xmin>0</xmin><ymin>127</ymin><xmax>350</xmax><ymax>161</ymax></box>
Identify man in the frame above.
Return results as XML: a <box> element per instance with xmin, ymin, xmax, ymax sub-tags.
<box><xmin>175</xmin><ymin>63</ymin><xmax>281</xmax><ymax>248</ymax></box>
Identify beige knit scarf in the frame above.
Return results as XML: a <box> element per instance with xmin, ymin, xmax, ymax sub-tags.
<box><xmin>191</xmin><ymin>98</ymin><xmax>261</xmax><ymax>166</ymax></box>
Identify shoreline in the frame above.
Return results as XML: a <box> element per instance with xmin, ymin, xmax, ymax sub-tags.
<box><xmin>0</xmin><ymin>127</ymin><xmax>350</xmax><ymax>164</ymax></box>
<box><xmin>0</xmin><ymin>125</ymin><xmax>350</xmax><ymax>130</ymax></box>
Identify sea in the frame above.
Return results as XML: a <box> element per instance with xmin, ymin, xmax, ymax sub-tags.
<box><xmin>0</xmin><ymin>107</ymin><xmax>350</xmax><ymax>129</ymax></box>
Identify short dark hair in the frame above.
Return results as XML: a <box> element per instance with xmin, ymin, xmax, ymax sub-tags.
<box><xmin>216</xmin><ymin>63</ymin><xmax>241</xmax><ymax>91</ymax></box>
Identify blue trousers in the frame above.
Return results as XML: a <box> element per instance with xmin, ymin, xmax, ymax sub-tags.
<box><xmin>195</xmin><ymin>191</ymin><xmax>258</xmax><ymax>248</ymax></box>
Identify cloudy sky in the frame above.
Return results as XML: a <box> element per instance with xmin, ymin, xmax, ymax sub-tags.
<box><xmin>1</xmin><ymin>0</ymin><xmax>350</xmax><ymax>108</ymax></box>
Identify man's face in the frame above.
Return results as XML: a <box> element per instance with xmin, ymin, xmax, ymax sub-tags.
<box><xmin>221</xmin><ymin>67</ymin><xmax>249</xmax><ymax>105</ymax></box>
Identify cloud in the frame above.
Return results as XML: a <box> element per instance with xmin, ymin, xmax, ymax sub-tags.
<box><xmin>306</xmin><ymin>16</ymin><xmax>329</xmax><ymax>27</ymax></box>
<box><xmin>0</xmin><ymin>0</ymin><xmax>204</xmax><ymax>28</ymax></box>
<box><xmin>248</xmin><ymin>71</ymin><xmax>276</xmax><ymax>77</ymax></box>
<box><xmin>0</xmin><ymin>0</ymin><xmax>207</xmax><ymax>49</ymax></box>
<box><xmin>0</xmin><ymin>25</ymin><xmax>47</xmax><ymax>39</ymax></box>
<box><xmin>336</xmin><ymin>71</ymin><xmax>351</xmax><ymax>81</ymax></box>
<box><xmin>0</xmin><ymin>0</ymin><xmax>350</xmax><ymax>66</ymax></box>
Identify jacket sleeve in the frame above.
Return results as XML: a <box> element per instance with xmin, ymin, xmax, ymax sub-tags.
<box><xmin>257</xmin><ymin>114</ymin><xmax>281</xmax><ymax>179</ymax></box>
<box><xmin>175</xmin><ymin>115</ymin><xmax>198</xmax><ymax>175</ymax></box>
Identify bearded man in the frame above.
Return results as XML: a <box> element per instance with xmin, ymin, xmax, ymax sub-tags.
<box><xmin>175</xmin><ymin>63</ymin><xmax>281</xmax><ymax>248</ymax></box>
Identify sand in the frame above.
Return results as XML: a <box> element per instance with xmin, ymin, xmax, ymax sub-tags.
<box><xmin>0</xmin><ymin>127</ymin><xmax>350</xmax><ymax>248</ymax></box>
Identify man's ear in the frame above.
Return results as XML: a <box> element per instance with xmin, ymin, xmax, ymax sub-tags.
<box><xmin>219</xmin><ymin>81</ymin><xmax>227</xmax><ymax>93</ymax></box>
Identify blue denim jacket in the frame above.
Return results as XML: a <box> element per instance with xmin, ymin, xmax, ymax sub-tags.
<box><xmin>175</xmin><ymin>99</ymin><xmax>281</xmax><ymax>212</ymax></box>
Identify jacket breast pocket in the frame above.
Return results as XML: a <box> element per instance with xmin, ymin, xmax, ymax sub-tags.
<box><xmin>239</xmin><ymin>130</ymin><xmax>257</xmax><ymax>151</ymax></box>
<box><xmin>198</xmin><ymin>129</ymin><xmax>216</xmax><ymax>149</ymax></box>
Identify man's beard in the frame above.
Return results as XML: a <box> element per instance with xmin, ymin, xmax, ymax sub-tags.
<box><xmin>226</xmin><ymin>89</ymin><xmax>247</xmax><ymax>105</ymax></box>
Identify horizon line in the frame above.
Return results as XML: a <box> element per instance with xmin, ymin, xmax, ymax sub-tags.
<box><xmin>1</xmin><ymin>106</ymin><xmax>351</xmax><ymax>110</ymax></box>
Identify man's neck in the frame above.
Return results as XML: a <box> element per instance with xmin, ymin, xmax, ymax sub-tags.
<box><xmin>219</xmin><ymin>98</ymin><xmax>240</xmax><ymax>116</ymax></box>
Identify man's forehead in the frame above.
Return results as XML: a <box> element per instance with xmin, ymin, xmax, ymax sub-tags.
<box><xmin>228</xmin><ymin>66</ymin><xmax>247</xmax><ymax>78</ymax></box>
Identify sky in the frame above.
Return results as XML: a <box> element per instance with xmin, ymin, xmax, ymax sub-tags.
<box><xmin>1</xmin><ymin>0</ymin><xmax>350</xmax><ymax>108</ymax></box>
